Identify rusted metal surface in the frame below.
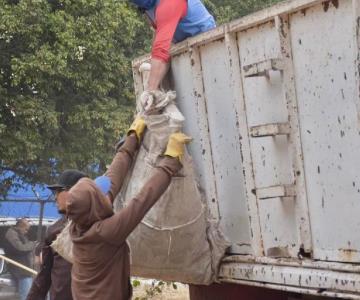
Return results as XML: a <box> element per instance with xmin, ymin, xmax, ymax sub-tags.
<box><xmin>131</xmin><ymin>60</ymin><xmax>145</xmax><ymax>98</ymax></box>
<box><xmin>290</xmin><ymin>0</ymin><xmax>360</xmax><ymax>263</ymax></box>
<box><xmin>224</xmin><ymin>32</ymin><xmax>263</xmax><ymax>256</ymax></box>
<box><xmin>170</xmin><ymin>50</ymin><xmax>220</xmax><ymax>221</ymax></box>
<box><xmin>256</xmin><ymin>184</ymin><xmax>296</xmax><ymax>200</ymax></box>
<box><xmin>243</xmin><ymin>58</ymin><xmax>284</xmax><ymax>77</ymax></box>
<box><xmin>222</xmin><ymin>255</ymin><xmax>360</xmax><ymax>273</ymax></box>
<box><xmin>219</xmin><ymin>261</ymin><xmax>360</xmax><ymax>296</ymax></box>
<box><xmin>220</xmin><ymin>278</ymin><xmax>360</xmax><ymax>299</ymax></box>
<box><xmin>132</xmin><ymin>0</ymin><xmax>360</xmax><ymax>297</ymax></box>
<box><xmin>250</xmin><ymin>123</ymin><xmax>291</xmax><ymax>137</ymax></box>
<box><xmin>353</xmin><ymin>0</ymin><xmax>360</xmax><ymax>127</ymax></box>
<box><xmin>275</xmin><ymin>14</ymin><xmax>313</xmax><ymax>253</ymax></box>
<box><xmin>197</xmin><ymin>39</ymin><xmax>252</xmax><ymax>251</ymax></box>
<box><xmin>238</xmin><ymin>20</ymin><xmax>299</xmax><ymax>258</ymax></box>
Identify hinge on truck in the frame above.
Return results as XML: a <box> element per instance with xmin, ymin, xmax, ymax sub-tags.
<box><xmin>243</xmin><ymin>58</ymin><xmax>284</xmax><ymax>77</ymax></box>
<box><xmin>256</xmin><ymin>185</ymin><xmax>296</xmax><ymax>200</ymax></box>
<box><xmin>250</xmin><ymin>122</ymin><xmax>291</xmax><ymax>137</ymax></box>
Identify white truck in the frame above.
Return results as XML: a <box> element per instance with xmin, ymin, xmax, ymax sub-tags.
<box><xmin>132</xmin><ymin>0</ymin><xmax>360</xmax><ymax>298</ymax></box>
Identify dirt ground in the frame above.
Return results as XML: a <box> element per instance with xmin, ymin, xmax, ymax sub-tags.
<box><xmin>132</xmin><ymin>280</ymin><xmax>189</xmax><ymax>300</ymax></box>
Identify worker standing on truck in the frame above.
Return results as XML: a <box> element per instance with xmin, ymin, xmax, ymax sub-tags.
<box><xmin>51</xmin><ymin>116</ymin><xmax>191</xmax><ymax>300</ymax></box>
<box><xmin>130</xmin><ymin>0</ymin><xmax>216</xmax><ymax>108</ymax></box>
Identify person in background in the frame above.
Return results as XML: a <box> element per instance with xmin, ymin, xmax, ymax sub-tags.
<box><xmin>131</xmin><ymin>0</ymin><xmax>216</xmax><ymax>108</ymax></box>
<box><xmin>26</xmin><ymin>170</ymin><xmax>87</xmax><ymax>300</ymax></box>
<box><xmin>4</xmin><ymin>218</ymin><xmax>36</xmax><ymax>300</ymax></box>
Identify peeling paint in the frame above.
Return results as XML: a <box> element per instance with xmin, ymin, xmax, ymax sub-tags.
<box><xmin>133</xmin><ymin>0</ymin><xmax>360</xmax><ymax>295</ymax></box>
<box><xmin>322</xmin><ymin>0</ymin><xmax>340</xmax><ymax>12</ymax></box>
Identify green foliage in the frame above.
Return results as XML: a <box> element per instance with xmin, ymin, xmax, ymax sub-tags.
<box><xmin>0</xmin><ymin>0</ymin><xmax>281</xmax><ymax>192</ymax></box>
<box><xmin>132</xmin><ymin>279</ymin><xmax>141</xmax><ymax>288</ymax></box>
<box><xmin>0</xmin><ymin>0</ymin><xmax>151</xmax><ymax>191</ymax></box>
<box><xmin>133</xmin><ymin>279</ymin><xmax>178</xmax><ymax>300</ymax></box>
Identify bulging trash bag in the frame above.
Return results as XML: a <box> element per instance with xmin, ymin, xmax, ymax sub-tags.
<box><xmin>51</xmin><ymin>221</ymin><xmax>73</xmax><ymax>263</ymax></box>
<box><xmin>115</xmin><ymin>90</ymin><xmax>229</xmax><ymax>284</ymax></box>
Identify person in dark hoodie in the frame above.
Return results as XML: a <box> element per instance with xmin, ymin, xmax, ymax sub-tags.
<box><xmin>50</xmin><ymin>116</ymin><xmax>191</xmax><ymax>300</ymax></box>
<box><xmin>27</xmin><ymin>170</ymin><xmax>87</xmax><ymax>300</ymax></box>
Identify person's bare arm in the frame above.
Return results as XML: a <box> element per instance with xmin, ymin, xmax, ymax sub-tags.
<box><xmin>147</xmin><ymin>58</ymin><xmax>170</xmax><ymax>90</ymax></box>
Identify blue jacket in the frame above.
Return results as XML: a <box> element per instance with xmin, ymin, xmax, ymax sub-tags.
<box><xmin>131</xmin><ymin>0</ymin><xmax>216</xmax><ymax>43</ymax></box>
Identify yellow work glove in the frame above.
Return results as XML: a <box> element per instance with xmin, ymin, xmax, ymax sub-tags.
<box><xmin>164</xmin><ymin>132</ymin><xmax>192</xmax><ymax>161</ymax></box>
<box><xmin>127</xmin><ymin>116</ymin><xmax>146</xmax><ymax>142</ymax></box>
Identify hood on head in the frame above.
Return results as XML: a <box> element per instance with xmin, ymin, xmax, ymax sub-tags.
<box><xmin>66</xmin><ymin>178</ymin><xmax>114</xmax><ymax>228</ymax></box>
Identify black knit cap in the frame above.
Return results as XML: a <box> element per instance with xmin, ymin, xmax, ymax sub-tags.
<box><xmin>47</xmin><ymin>169</ymin><xmax>88</xmax><ymax>191</ymax></box>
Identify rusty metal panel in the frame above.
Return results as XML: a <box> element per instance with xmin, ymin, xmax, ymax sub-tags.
<box><xmin>257</xmin><ymin>185</ymin><xmax>296</xmax><ymax>199</ymax></box>
<box><xmin>170</xmin><ymin>52</ymin><xmax>220</xmax><ymax>221</ymax></box>
<box><xmin>220</xmin><ymin>262</ymin><xmax>360</xmax><ymax>293</ymax></box>
<box><xmin>131</xmin><ymin>61</ymin><xmax>145</xmax><ymax>98</ymax></box>
<box><xmin>243</xmin><ymin>58</ymin><xmax>284</xmax><ymax>77</ymax></box>
<box><xmin>353</xmin><ymin>0</ymin><xmax>360</xmax><ymax>126</ymax></box>
<box><xmin>275</xmin><ymin>14</ymin><xmax>313</xmax><ymax>253</ymax></box>
<box><xmin>290</xmin><ymin>0</ymin><xmax>360</xmax><ymax>262</ymax></box>
<box><xmin>219</xmin><ymin>260</ymin><xmax>360</xmax><ymax>298</ymax></box>
<box><xmin>132</xmin><ymin>0</ymin><xmax>360</xmax><ymax>295</ymax></box>
<box><xmin>220</xmin><ymin>256</ymin><xmax>360</xmax><ymax>297</ymax></box>
<box><xmin>196</xmin><ymin>40</ymin><xmax>252</xmax><ymax>253</ymax></box>
<box><xmin>224</xmin><ymin>32</ymin><xmax>263</xmax><ymax>256</ymax></box>
<box><xmin>250</xmin><ymin>123</ymin><xmax>291</xmax><ymax>137</ymax></box>
<box><xmin>237</xmin><ymin>22</ymin><xmax>299</xmax><ymax>257</ymax></box>
<box><xmin>237</xmin><ymin>24</ymin><xmax>293</xmax><ymax>187</ymax></box>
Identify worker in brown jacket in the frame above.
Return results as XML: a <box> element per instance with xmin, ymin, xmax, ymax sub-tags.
<box><xmin>53</xmin><ymin>116</ymin><xmax>191</xmax><ymax>300</ymax></box>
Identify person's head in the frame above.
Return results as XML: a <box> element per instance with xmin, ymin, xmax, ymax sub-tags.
<box><xmin>15</xmin><ymin>218</ymin><xmax>30</xmax><ymax>235</ymax></box>
<box><xmin>47</xmin><ymin>170</ymin><xmax>88</xmax><ymax>214</ymax></box>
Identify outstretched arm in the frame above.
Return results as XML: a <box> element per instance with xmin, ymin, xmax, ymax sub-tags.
<box><xmin>94</xmin><ymin>156</ymin><xmax>181</xmax><ymax>244</ymax></box>
<box><xmin>103</xmin><ymin>117</ymin><xmax>146</xmax><ymax>203</ymax></box>
<box><xmin>94</xmin><ymin>132</ymin><xmax>191</xmax><ymax>245</ymax></box>
<box><xmin>104</xmin><ymin>134</ymin><xmax>138</xmax><ymax>203</ymax></box>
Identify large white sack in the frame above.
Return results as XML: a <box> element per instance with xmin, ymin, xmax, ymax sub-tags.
<box><xmin>115</xmin><ymin>90</ymin><xmax>229</xmax><ymax>284</ymax></box>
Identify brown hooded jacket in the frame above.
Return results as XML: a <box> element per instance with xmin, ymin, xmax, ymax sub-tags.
<box><xmin>67</xmin><ymin>135</ymin><xmax>181</xmax><ymax>300</ymax></box>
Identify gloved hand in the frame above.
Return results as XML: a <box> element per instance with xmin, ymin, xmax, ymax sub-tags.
<box><xmin>127</xmin><ymin>116</ymin><xmax>146</xmax><ymax>142</ymax></box>
<box><xmin>164</xmin><ymin>132</ymin><xmax>192</xmax><ymax>161</ymax></box>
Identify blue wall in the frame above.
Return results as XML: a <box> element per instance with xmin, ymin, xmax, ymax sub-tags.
<box><xmin>0</xmin><ymin>172</ymin><xmax>59</xmax><ymax>219</ymax></box>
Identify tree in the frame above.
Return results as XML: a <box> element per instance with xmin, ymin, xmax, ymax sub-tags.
<box><xmin>0</xmin><ymin>0</ymin><xmax>151</xmax><ymax>194</ymax></box>
<box><xmin>0</xmin><ymin>0</ymin><xmax>281</xmax><ymax>194</ymax></box>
